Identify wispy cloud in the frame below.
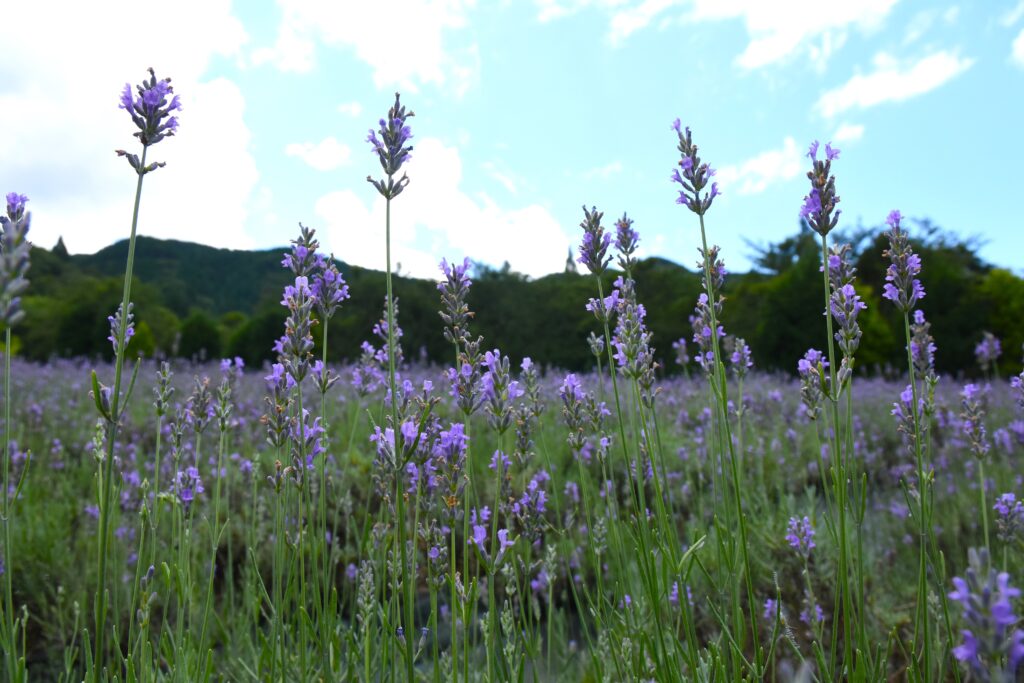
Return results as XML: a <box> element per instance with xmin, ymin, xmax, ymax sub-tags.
<box><xmin>285</xmin><ymin>136</ymin><xmax>352</xmax><ymax>171</ymax></box>
<box><xmin>832</xmin><ymin>122</ymin><xmax>865</xmax><ymax>143</ymax></box>
<box><xmin>695</xmin><ymin>0</ymin><xmax>899</xmax><ymax>70</ymax></box>
<box><xmin>536</xmin><ymin>0</ymin><xmax>897</xmax><ymax>70</ymax></box>
<box><xmin>253</xmin><ymin>0</ymin><xmax>479</xmax><ymax>95</ymax></box>
<box><xmin>1001</xmin><ymin>1</ymin><xmax>1024</xmax><ymax>27</ymax></box>
<box><xmin>816</xmin><ymin>50</ymin><xmax>974</xmax><ymax>118</ymax></box>
<box><xmin>316</xmin><ymin>138</ymin><xmax>571</xmax><ymax>279</ymax></box>
<box><xmin>582</xmin><ymin>160</ymin><xmax>623</xmax><ymax>180</ymax></box>
<box><xmin>715</xmin><ymin>137</ymin><xmax>802</xmax><ymax>196</ymax></box>
<box><xmin>1013</xmin><ymin>29</ymin><xmax>1024</xmax><ymax>68</ymax></box>
<box><xmin>0</xmin><ymin>0</ymin><xmax>257</xmax><ymax>254</ymax></box>
<box><xmin>337</xmin><ymin>101</ymin><xmax>363</xmax><ymax>117</ymax></box>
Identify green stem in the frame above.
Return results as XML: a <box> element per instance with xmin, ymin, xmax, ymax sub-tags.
<box><xmin>818</xmin><ymin>232</ymin><xmax>854</xmax><ymax>677</ymax></box>
<box><xmin>698</xmin><ymin>212</ymin><xmax>760</xmax><ymax>675</ymax></box>
<box><xmin>2</xmin><ymin>328</ymin><xmax>18</xmax><ymax>682</ymax></box>
<box><xmin>94</xmin><ymin>144</ymin><xmax>148</xmax><ymax>681</ymax></box>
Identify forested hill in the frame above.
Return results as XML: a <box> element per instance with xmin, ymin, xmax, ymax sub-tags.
<box><xmin>15</xmin><ymin>226</ymin><xmax>1024</xmax><ymax>376</ymax></box>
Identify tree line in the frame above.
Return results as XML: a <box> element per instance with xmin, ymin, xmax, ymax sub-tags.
<box><xmin>12</xmin><ymin>221</ymin><xmax>1022</xmax><ymax>377</ymax></box>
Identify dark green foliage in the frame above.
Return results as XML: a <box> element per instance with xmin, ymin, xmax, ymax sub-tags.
<box><xmin>9</xmin><ymin>227</ymin><xmax>1022</xmax><ymax>375</ymax></box>
<box><xmin>178</xmin><ymin>310</ymin><xmax>222</xmax><ymax>361</ymax></box>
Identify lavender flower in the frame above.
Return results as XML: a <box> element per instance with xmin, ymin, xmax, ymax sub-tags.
<box><xmin>672</xmin><ymin>338</ymin><xmax>689</xmax><ymax>368</ymax></box>
<box><xmin>961</xmin><ymin>384</ymin><xmax>990</xmax><ymax>459</ymax></box>
<box><xmin>107</xmin><ymin>302</ymin><xmax>135</xmax><ymax>352</ymax></box>
<box><xmin>976</xmin><ymin>332</ymin><xmax>1002</xmax><ymax>376</ymax></box>
<box><xmin>153</xmin><ymin>361</ymin><xmax>174</xmax><ymax>418</ymax></box>
<box><xmin>311</xmin><ymin>254</ymin><xmax>350</xmax><ymax>320</ymax></box>
<box><xmin>172</xmin><ymin>466</ymin><xmax>204</xmax><ymax>509</ymax></box>
<box><xmin>949</xmin><ymin>548</ymin><xmax>1024</xmax><ymax>680</ymax></box>
<box><xmin>800</xmin><ymin>140</ymin><xmax>841</xmax><ymax>236</ymax></box>
<box><xmin>798</xmin><ymin>349</ymin><xmax>829</xmax><ymax>420</ymax></box>
<box><xmin>785</xmin><ymin>516</ymin><xmax>816</xmax><ymax>557</ymax></box>
<box><xmin>262</xmin><ymin>363</ymin><xmax>294</xmax><ymax>448</ymax></box>
<box><xmin>614</xmin><ymin>212</ymin><xmax>640</xmax><ymax>271</ymax></box>
<box><xmin>0</xmin><ymin>193</ymin><xmax>31</xmax><ymax>328</ymax></box>
<box><xmin>729</xmin><ymin>337</ymin><xmax>753</xmax><ymax>380</ymax></box>
<box><xmin>610</xmin><ymin>277</ymin><xmax>658</xmax><ymax>396</ymax></box>
<box><xmin>1011</xmin><ymin>372</ymin><xmax>1023</xmax><ymax>411</ymax></box>
<box><xmin>690</xmin><ymin>293</ymin><xmax>724</xmax><ymax>375</ymax></box>
<box><xmin>116</xmin><ymin>68</ymin><xmax>181</xmax><ymax>173</ymax></box>
<box><xmin>438</xmin><ymin>257</ymin><xmax>473</xmax><ymax>346</ymax></box>
<box><xmin>891</xmin><ymin>384</ymin><xmax>928</xmax><ymax>457</ymax></box>
<box><xmin>994</xmin><ymin>493</ymin><xmax>1024</xmax><ymax>543</ymax></box>
<box><xmin>577</xmin><ymin>206</ymin><xmax>611</xmax><ymax>276</ymax></box>
<box><xmin>480</xmin><ymin>349</ymin><xmax>523</xmax><ymax>435</ymax></box>
<box><xmin>366</xmin><ymin>93</ymin><xmax>414</xmax><ymax>199</ymax></box>
<box><xmin>278</xmin><ymin>276</ymin><xmax>315</xmax><ymax>382</ymax></box>
<box><xmin>671</xmin><ymin>121</ymin><xmax>720</xmax><ymax>215</ymax></box>
<box><xmin>587</xmin><ymin>331</ymin><xmax>605</xmax><ymax>359</ymax></box>
<box><xmin>910</xmin><ymin>310</ymin><xmax>937</xmax><ymax>379</ymax></box>
<box><xmin>282</xmin><ymin>224</ymin><xmax>320</xmax><ymax>276</ymax></box>
<box><xmin>882</xmin><ymin>211</ymin><xmax>926</xmax><ymax>313</ymax></box>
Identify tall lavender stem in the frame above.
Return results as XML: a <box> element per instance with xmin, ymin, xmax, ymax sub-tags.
<box><xmin>94</xmin><ymin>144</ymin><xmax>147</xmax><ymax>678</ymax></box>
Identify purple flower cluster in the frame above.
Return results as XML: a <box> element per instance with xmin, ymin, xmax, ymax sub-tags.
<box><xmin>0</xmin><ymin>192</ymin><xmax>32</xmax><ymax>328</ymax></box>
<box><xmin>949</xmin><ymin>548</ymin><xmax>1024</xmax><ymax>679</ymax></box>
<box><xmin>311</xmin><ymin>254</ymin><xmax>350</xmax><ymax>320</ymax></box>
<box><xmin>277</xmin><ymin>276</ymin><xmax>315</xmax><ymax>382</ymax></box>
<box><xmin>438</xmin><ymin>257</ymin><xmax>473</xmax><ymax>346</ymax></box>
<box><xmin>671</xmin><ymin>121</ymin><xmax>720</xmax><ymax>215</ymax></box>
<box><xmin>614</xmin><ymin>212</ymin><xmax>640</xmax><ymax>272</ymax></box>
<box><xmin>576</xmin><ymin>206</ymin><xmax>612</xmax><ymax>276</ymax></box>
<box><xmin>785</xmin><ymin>516</ymin><xmax>816</xmax><ymax>557</ymax></box>
<box><xmin>729</xmin><ymin>337</ymin><xmax>753</xmax><ymax>380</ymax></box>
<box><xmin>480</xmin><ymin>349</ymin><xmax>523</xmax><ymax>435</ymax></box>
<box><xmin>881</xmin><ymin>211</ymin><xmax>926</xmax><ymax>313</ymax></box>
<box><xmin>106</xmin><ymin>302</ymin><xmax>135</xmax><ymax>352</ymax></box>
<box><xmin>118</xmin><ymin>68</ymin><xmax>181</xmax><ymax>149</ymax></box>
<box><xmin>467</xmin><ymin>507</ymin><xmax>515</xmax><ymax>567</ymax></box>
<box><xmin>891</xmin><ymin>384</ymin><xmax>928</xmax><ymax>456</ymax></box>
<box><xmin>910</xmin><ymin>310</ymin><xmax>937</xmax><ymax>379</ymax></box>
<box><xmin>960</xmin><ymin>384</ymin><xmax>990</xmax><ymax>459</ymax></box>
<box><xmin>559</xmin><ymin>374</ymin><xmax>610</xmax><ymax>455</ymax></box>
<box><xmin>800</xmin><ymin>140</ymin><xmax>841</xmax><ymax>236</ymax></box>
<box><xmin>671</xmin><ymin>338</ymin><xmax>690</xmax><ymax>368</ymax></box>
<box><xmin>994</xmin><ymin>493</ymin><xmax>1024</xmax><ymax>543</ymax></box>
<box><xmin>797</xmin><ymin>349</ymin><xmax>829</xmax><ymax>420</ymax></box>
<box><xmin>1012</xmin><ymin>372</ymin><xmax>1023</xmax><ymax>411</ymax></box>
<box><xmin>690</xmin><ymin>294</ymin><xmax>724</xmax><ymax>375</ymax></box>
<box><xmin>263</xmin><ymin>363</ymin><xmax>295</xmax><ymax>449</ymax></box>
<box><xmin>173</xmin><ymin>466</ymin><xmax>204</xmax><ymax>509</ymax></box>
<box><xmin>975</xmin><ymin>332</ymin><xmax>1002</xmax><ymax>376</ymax></box>
<box><xmin>610</xmin><ymin>277</ymin><xmax>658</xmax><ymax>396</ymax></box>
<box><xmin>826</xmin><ymin>244</ymin><xmax>866</xmax><ymax>385</ymax></box>
<box><xmin>366</xmin><ymin>93</ymin><xmax>414</xmax><ymax>199</ymax></box>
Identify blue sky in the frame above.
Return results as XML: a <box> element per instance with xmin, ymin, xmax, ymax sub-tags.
<box><xmin>2</xmin><ymin>0</ymin><xmax>1022</xmax><ymax>278</ymax></box>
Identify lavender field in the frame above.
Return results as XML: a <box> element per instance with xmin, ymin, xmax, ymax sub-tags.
<box><xmin>1</xmin><ymin>73</ymin><xmax>1023</xmax><ymax>683</ymax></box>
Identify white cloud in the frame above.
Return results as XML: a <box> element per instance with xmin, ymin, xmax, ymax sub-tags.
<box><xmin>695</xmin><ymin>0</ymin><xmax>898</xmax><ymax>70</ymax></box>
<box><xmin>1013</xmin><ymin>28</ymin><xmax>1024</xmax><ymax>68</ymax></box>
<box><xmin>253</xmin><ymin>0</ymin><xmax>480</xmax><ymax>95</ymax></box>
<box><xmin>536</xmin><ymin>0</ymin><xmax>896</xmax><ymax>69</ymax></box>
<box><xmin>816</xmin><ymin>50</ymin><xmax>974</xmax><ymax>118</ymax></box>
<box><xmin>715</xmin><ymin>137</ymin><xmax>802</xmax><ymax>196</ymax></box>
<box><xmin>582</xmin><ymin>161</ymin><xmax>623</xmax><ymax>180</ymax></box>
<box><xmin>1002</xmin><ymin>1</ymin><xmax>1024</xmax><ymax>27</ymax></box>
<box><xmin>481</xmin><ymin>162</ymin><xmax>519</xmax><ymax>194</ymax></box>
<box><xmin>0</xmin><ymin>0</ymin><xmax>258</xmax><ymax>255</ymax></box>
<box><xmin>608</xmin><ymin>0</ymin><xmax>680</xmax><ymax>45</ymax></box>
<box><xmin>337</xmin><ymin>101</ymin><xmax>363</xmax><ymax>117</ymax></box>
<box><xmin>315</xmin><ymin>137</ymin><xmax>571</xmax><ymax>279</ymax></box>
<box><xmin>832</xmin><ymin>122</ymin><xmax>865</xmax><ymax>143</ymax></box>
<box><xmin>285</xmin><ymin>136</ymin><xmax>352</xmax><ymax>171</ymax></box>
